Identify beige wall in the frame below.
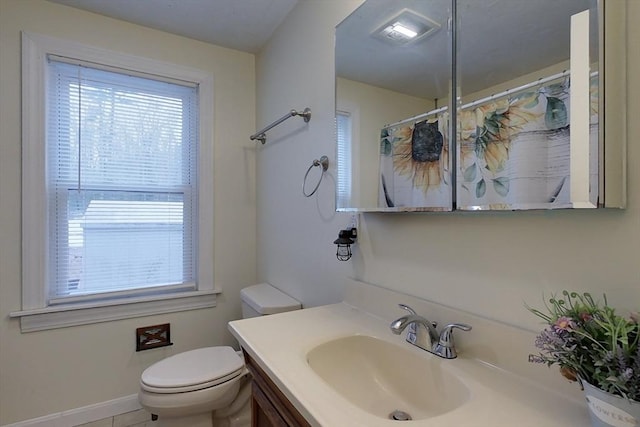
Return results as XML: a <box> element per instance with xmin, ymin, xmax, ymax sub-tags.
<box><xmin>257</xmin><ymin>0</ymin><xmax>639</xmax><ymax>331</ymax></box>
<box><xmin>0</xmin><ymin>0</ymin><xmax>257</xmax><ymax>424</ymax></box>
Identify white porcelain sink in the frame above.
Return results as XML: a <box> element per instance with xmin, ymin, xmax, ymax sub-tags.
<box><xmin>306</xmin><ymin>335</ymin><xmax>470</xmax><ymax>421</ymax></box>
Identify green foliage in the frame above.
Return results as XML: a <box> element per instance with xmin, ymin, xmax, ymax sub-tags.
<box><xmin>492</xmin><ymin>177</ymin><xmax>510</xmax><ymax>197</ymax></box>
<box><xmin>380</xmin><ymin>128</ymin><xmax>393</xmax><ymax>156</ymax></box>
<box><xmin>463</xmin><ymin>164</ymin><xmax>477</xmax><ymax>182</ymax></box>
<box><xmin>527</xmin><ymin>292</ymin><xmax>639</xmax><ymax>401</ymax></box>
<box><xmin>476</xmin><ymin>179</ymin><xmax>486</xmax><ymax>198</ymax></box>
<box><xmin>544</xmin><ymin>97</ymin><xmax>568</xmax><ymax>129</ymax></box>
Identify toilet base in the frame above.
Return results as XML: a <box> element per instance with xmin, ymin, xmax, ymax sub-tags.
<box><xmin>150</xmin><ymin>403</ymin><xmax>250</xmax><ymax>427</ymax></box>
<box><xmin>144</xmin><ymin>377</ymin><xmax>251</xmax><ymax>427</ymax></box>
<box><xmin>212</xmin><ymin>377</ymin><xmax>252</xmax><ymax>427</ymax></box>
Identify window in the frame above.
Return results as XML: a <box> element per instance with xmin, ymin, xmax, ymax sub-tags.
<box><xmin>14</xmin><ymin>32</ymin><xmax>216</xmax><ymax>332</ymax></box>
<box><xmin>336</xmin><ymin>110</ymin><xmax>353</xmax><ymax>208</ymax></box>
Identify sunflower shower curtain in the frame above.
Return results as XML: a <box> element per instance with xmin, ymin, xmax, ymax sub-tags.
<box><xmin>378</xmin><ymin>112</ymin><xmax>451</xmax><ymax>210</ymax></box>
<box><xmin>456</xmin><ymin>75</ymin><xmax>599</xmax><ymax>210</ymax></box>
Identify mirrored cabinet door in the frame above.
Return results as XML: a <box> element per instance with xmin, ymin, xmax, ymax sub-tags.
<box><xmin>456</xmin><ymin>0</ymin><xmax>599</xmax><ymax>210</ymax></box>
<box><xmin>335</xmin><ymin>0</ymin><xmax>453</xmax><ymax>212</ymax></box>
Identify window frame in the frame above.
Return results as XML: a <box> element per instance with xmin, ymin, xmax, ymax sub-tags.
<box><xmin>12</xmin><ymin>32</ymin><xmax>217</xmax><ymax>332</ymax></box>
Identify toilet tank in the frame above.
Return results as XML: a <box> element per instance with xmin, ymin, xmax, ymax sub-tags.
<box><xmin>240</xmin><ymin>283</ymin><xmax>302</xmax><ymax>319</ymax></box>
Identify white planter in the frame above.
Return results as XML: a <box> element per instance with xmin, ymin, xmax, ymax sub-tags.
<box><xmin>582</xmin><ymin>380</ymin><xmax>640</xmax><ymax>427</ymax></box>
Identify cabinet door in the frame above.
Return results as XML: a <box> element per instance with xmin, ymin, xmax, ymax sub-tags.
<box><xmin>245</xmin><ymin>351</ymin><xmax>311</xmax><ymax>427</ymax></box>
<box><xmin>251</xmin><ymin>382</ymin><xmax>288</xmax><ymax>427</ymax></box>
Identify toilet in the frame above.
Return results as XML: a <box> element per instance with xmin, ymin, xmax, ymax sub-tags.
<box><xmin>138</xmin><ymin>283</ymin><xmax>302</xmax><ymax>427</ymax></box>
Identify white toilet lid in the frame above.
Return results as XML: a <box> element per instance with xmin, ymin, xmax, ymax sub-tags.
<box><xmin>141</xmin><ymin>347</ymin><xmax>244</xmax><ymax>393</ymax></box>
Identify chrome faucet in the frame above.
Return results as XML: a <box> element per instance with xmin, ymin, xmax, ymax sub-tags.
<box><xmin>390</xmin><ymin>304</ymin><xmax>471</xmax><ymax>359</ymax></box>
<box><xmin>390</xmin><ymin>304</ymin><xmax>440</xmax><ymax>352</ymax></box>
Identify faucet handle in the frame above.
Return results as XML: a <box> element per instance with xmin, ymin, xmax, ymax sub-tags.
<box><xmin>397</xmin><ymin>304</ymin><xmax>438</xmax><ymax>327</ymax></box>
<box><xmin>397</xmin><ymin>304</ymin><xmax>418</xmax><ymax>338</ymax></box>
<box><xmin>445</xmin><ymin>323</ymin><xmax>472</xmax><ymax>332</ymax></box>
<box><xmin>397</xmin><ymin>303</ymin><xmax>416</xmax><ymax>315</ymax></box>
<box><xmin>396</xmin><ymin>304</ymin><xmax>439</xmax><ymax>345</ymax></box>
<box><xmin>434</xmin><ymin>323</ymin><xmax>472</xmax><ymax>359</ymax></box>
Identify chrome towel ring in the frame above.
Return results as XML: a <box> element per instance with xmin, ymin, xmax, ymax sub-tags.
<box><xmin>303</xmin><ymin>156</ymin><xmax>329</xmax><ymax>197</ymax></box>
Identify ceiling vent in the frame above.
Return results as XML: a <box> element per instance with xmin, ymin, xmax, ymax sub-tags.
<box><xmin>373</xmin><ymin>8</ymin><xmax>441</xmax><ymax>45</ymax></box>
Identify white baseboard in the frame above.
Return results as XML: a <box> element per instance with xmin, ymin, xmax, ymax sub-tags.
<box><xmin>2</xmin><ymin>394</ymin><xmax>142</xmax><ymax>427</ymax></box>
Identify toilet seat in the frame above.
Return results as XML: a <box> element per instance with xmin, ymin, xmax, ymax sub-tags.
<box><xmin>140</xmin><ymin>346</ymin><xmax>244</xmax><ymax>394</ymax></box>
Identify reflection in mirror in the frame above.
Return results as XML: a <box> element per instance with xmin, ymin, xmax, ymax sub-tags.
<box><xmin>335</xmin><ymin>0</ymin><xmax>623</xmax><ymax>213</ymax></box>
<box><xmin>455</xmin><ymin>0</ymin><xmax>599</xmax><ymax>210</ymax></box>
<box><xmin>335</xmin><ymin>0</ymin><xmax>453</xmax><ymax>211</ymax></box>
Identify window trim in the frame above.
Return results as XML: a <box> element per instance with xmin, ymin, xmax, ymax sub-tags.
<box><xmin>12</xmin><ymin>32</ymin><xmax>218</xmax><ymax>332</ymax></box>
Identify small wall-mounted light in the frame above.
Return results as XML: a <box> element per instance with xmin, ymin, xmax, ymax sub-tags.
<box><xmin>333</xmin><ymin>228</ymin><xmax>357</xmax><ymax>261</ymax></box>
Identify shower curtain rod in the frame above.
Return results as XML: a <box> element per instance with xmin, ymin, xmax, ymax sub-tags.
<box><xmin>384</xmin><ymin>105</ymin><xmax>448</xmax><ymax>129</ymax></box>
<box><xmin>250</xmin><ymin>107</ymin><xmax>311</xmax><ymax>144</ymax></box>
<box><xmin>460</xmin><ymin>69</ymin><xmax>572</xmax><ymax>110</ymax></box>
<box><xmin>383</xmin><ymin>69</ymin><xmax>595</xmax><ymax>130</ymax></box>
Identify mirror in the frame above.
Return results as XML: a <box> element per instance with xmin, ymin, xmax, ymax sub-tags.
<box><xmin>336</xmin><ymin>0</ymin><xmax>453</xmax><ymax>211</ymax></box>
<box><xmin>456</xmin><ymin>0</ymin><xmax>599</xmax><ymax>210</ymax></box>
<box><xmin>336</xmin><ymin>0</ymin><xmax>622</xmax><ymax>212</ymax></box>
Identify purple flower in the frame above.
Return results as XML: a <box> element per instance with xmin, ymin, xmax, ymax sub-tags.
<box><xmin>554</xmin><ymin>316</ymin><xmax>576</xmax><ymax>331</ymax></box>
<box><xmin>535</xmin><ymin>328</ymin><xmax>564</xmax><ymax>351</ymax></box>
<box><xmin>528</xmin><ymin>354</ymin><xmax>546</xmax><ymax>364</ymax></box>
<box><xmin>621</xmin><ymin>368</ymin><xmax>634</xmax><ymax>382</ymax></box>
<box><xmin>603</xmin><ymin>350</ymin><xmax>615</xmax><ymax>363</ymax></box>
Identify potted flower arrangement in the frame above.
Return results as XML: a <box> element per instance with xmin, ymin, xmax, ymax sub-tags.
<box><xmin>527</xmin><ymin>291</ymin><xmax>639</xmax><ymax>427</ymax></box>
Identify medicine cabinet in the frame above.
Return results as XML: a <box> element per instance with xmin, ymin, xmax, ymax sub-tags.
<box><xmin>335</xmin><ymin>0</ymin><xmax>626</xmax><ymax>212</ymax></box>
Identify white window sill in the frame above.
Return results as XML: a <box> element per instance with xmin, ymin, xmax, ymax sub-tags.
<box><xmin>10</xmin><ymin>290</ymin><xmax>220</xmax><ymax>332</ymax></box>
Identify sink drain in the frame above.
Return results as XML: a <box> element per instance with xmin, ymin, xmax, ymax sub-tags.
<box><xmin>389</xmin><ymin>410</ymin><xmax>412</xmax><ymax>421</ymax></box>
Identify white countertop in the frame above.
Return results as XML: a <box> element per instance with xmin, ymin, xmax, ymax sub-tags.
<box><xmin>229</xmin><ymin>298</ymin><xmax>591</xmax><ymax>427</ymax></box>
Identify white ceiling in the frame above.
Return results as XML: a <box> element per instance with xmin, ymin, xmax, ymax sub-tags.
<box><xmin>46</xmin><ymin>0</ymin><xmax>598</xmax><ymax>99</ymax></box>
<box><xmin>46</xmin><ymin>0</ymin><xmax>299</xmax><ymax>53</ymax></box>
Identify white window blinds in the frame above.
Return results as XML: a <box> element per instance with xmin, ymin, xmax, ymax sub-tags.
<box><xmin>336</xmin><ymin>111</ymin><xmax>352</xmax><ymax>208</ymax></box>
<box><xmin>47</xmin><ymin>57</ymin><xmax>199</xmax><ymax>302</ymax></box>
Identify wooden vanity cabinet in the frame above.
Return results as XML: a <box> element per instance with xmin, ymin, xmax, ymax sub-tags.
<box><xmin>243</xmin><ymin>350</ymin><xmax>311</xmax><ymax>427</ymax></box>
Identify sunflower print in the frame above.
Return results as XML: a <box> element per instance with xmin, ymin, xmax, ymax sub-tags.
<box><xmin>457</xmin><ymin>79</ymin><xmax>572</xmax><ymax>200</ymax></box>
<box><xmin>382</xmin><ymin>116</ymin><xmax>449</xmax><ymax>196</ymax></box>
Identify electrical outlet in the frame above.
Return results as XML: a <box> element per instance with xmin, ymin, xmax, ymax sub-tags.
<box><xmin>345</xmin><ymin>213</ymin><xmax>358</xmax><ymax>239</ymax></box>
<box><xmin>348</xmin><ymin>213</ymin><xmax>359</xmax><ymax>231</ymax></box>
<box><xmin>349</xmin><ymin>227</ymin><xmax>358</xmax><ymax>239</ymax></box>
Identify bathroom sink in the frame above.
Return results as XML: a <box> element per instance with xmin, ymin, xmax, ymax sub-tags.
<box><xmin>306</xmin><ymin>335</ymin><xmax>470</xmax><ymax>421</ymax></box>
